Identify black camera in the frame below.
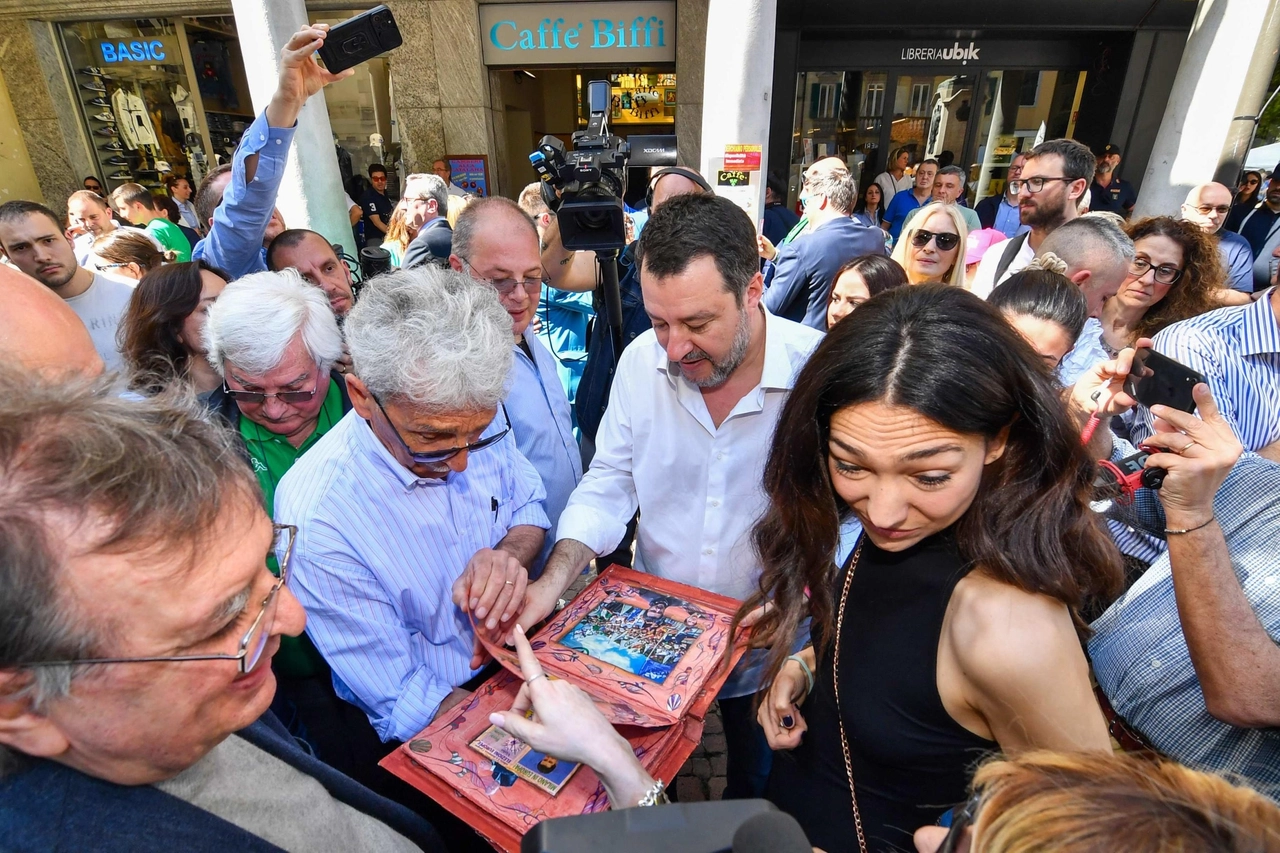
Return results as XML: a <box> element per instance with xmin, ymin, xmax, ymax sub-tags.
<box><xmin>529</xmin><ymin>80</ymin><xmax>677</xmax><ymax>251</ymax></box>
<box><xmin>318</xmin><ymin>5</ymin><xmax>403</xmax><ymax>75</ymax></box>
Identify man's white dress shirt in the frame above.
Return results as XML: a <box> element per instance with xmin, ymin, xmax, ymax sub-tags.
<box><xmin>555</xmin><ymin>308</ymin><xmax>823</xmax><ymax>696</ymax></box>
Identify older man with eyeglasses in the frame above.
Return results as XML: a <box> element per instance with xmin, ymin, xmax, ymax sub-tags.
<box><xmin>0</xmin><ymin>372</ymin><xmax>446</xmax><ymax>852</ymax></box>
<box><xmin>448</xmin><ymin>197</ymin><xmax>583</xmax><ymax>571</ymax></box>
<box><xmin>1181</xmin><ymin>182</ymin><xmax>1255</xmax><ymax>293</ymax></box>
<box><xmin>274</xmin><ymin>269</ymin><xmax>548</xmax><ymax>772</ymax></box>
<box><xmin>401</xmin><ymin>173</ymin><xmax>454</xmax><ymax>268</ymax></box>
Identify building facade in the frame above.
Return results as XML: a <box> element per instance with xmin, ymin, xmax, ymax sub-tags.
<box><xmin>0</xmin><ymin>0</ymin><xmax>709</xmax><ymax>211</ymax></box>
<box><xmin>767</xmin><ymin>0</ymin><xmax>1198</xmax><ymax>207</ymax></box>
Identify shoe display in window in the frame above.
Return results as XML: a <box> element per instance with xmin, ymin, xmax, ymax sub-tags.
<box><xmin>77</xmin><ymin>66</ymin><xmax>110</xmax><ymax>77</ymax></box>
<box><xmin>90</xmin><ymin>112</ymin><xmax>116</xmax><ymax>123</ymax></box>
<box><xmin>104</xmin><ymin>155</ymin><xmax>129</xmax><ymax>166</ymax></box>
<box><xmin>93</xmin><ymin>126</ymin><xmax>117</xmax><ymax>137</ymax></box>
<box><xmin>86</xmin><ymin>96</ymin><xmax>110</xmax><ymax>108</ymax></box>
<box><xmin>107</xmin><ymin>170</ymin><xmax>132</xmax><ymax>180</ymax></box>
<box><xmin>80</xmin><ymin>80</ymin><xmax>107</xmax><ymax>93</ymax></box>
<box><xmin>99</xmin><ymin>140</ymin><xmax>125</xmax><ymax>151</ymax></box>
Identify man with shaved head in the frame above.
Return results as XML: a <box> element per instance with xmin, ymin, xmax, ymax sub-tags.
<box><xmin>0</xmin><ymin>265</ymin><xmax>104</xmax><ymax>377</ymax></box>
<box><xmin>267</xmin><ymin>228</ymin><xmax>356</xmax><ymax>317</ymax></box>
<box><xmin>1182</xmin><ymin>182</ymin><xmax>1254</xmax><ymax>292</ymax></box>
<box><xmin>450</xmin><ymin>197</ymin><xmax>582</xmax><ymax>571</ymax></box>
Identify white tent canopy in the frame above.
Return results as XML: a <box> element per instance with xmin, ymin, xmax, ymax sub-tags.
<box><xmin>1244</xmin><ymin>141</ymin><xmax>1280</xmax><ymax>171</ymax></box>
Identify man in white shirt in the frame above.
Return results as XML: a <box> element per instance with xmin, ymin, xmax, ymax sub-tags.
<box><xmin>0</xmin><ymin>201</ymin><xmax>135</xmax><ymax>371</ymax></box>
<box><xmin>515</xmin><ymin>193</ymin><xmax>824</xmax><ymax>799</ymax></box>
<box><xmin>969</xmin><ymin>138</ymin><xmax>1094</xmax><ymax>297</ymax></box>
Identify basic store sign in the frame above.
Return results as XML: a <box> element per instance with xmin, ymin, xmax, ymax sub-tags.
<box><xmin>480</xmin><ymin>2</ymin><xmax>675</xmax><ymax>65</ymax></box>
<box><xmin>97</xmin><ymin>36</ymin><xmax>180</xmax><ymax>65</ymax></box>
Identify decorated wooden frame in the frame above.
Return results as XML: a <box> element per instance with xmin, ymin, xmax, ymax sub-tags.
<box><xmin>475</xmin><ymin>566</ymin><xmax>745</xmax><ymax>727</ymax></box>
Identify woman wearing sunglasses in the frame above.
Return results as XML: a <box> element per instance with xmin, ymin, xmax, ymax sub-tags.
<box><xmin>88</xmin><ymin>228</ymin><xmax>173</xmax><ymax>281</ymax></box>
<box><xmin>732</xmin><ymin>285</ymin><xmax>1122</xmax><ymax>853</ymax></box>
<box><xmin>914</xmin><ymin>751</ymin><xmax>1280</xmax><ymax>853</ymax></box>
<box><xmin>1098</xmin><ymin>216</ymin><xmax>1228</xmax><ymax>356</ymax></box>
<box><xmin>890</xmin><ymin>202</ymin><xmax>969</xmax><ymax>287</ymax></box>
<box><xmin>118</xmin><ymin>261</ymin><xmax>229</xmax><ymax>395</ymax></box>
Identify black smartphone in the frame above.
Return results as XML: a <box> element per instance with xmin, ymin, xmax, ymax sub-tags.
<box><xmin>1126</xmin><ymin>348</ymin><xmax>1205</xmax><ymax>413</ymax></box>
<box><xmin>318</xmin><ymin>5</ymin><xmax>403</xmax><ymax>74</ymax></box>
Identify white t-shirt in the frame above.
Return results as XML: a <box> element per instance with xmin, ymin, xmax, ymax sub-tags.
<box><xmin>968</xmin><ymin>232</ymin><xmax>1035</xmax><ymax>299</ymax></box>
<box><xmin>63</xmin><ymin>272</ymin><xmax>135</xmax><ymax>372</ymax></box>
<box><xmin>873</xmin><ymin>172</ymin><xmax>914</xmax><ymax>213</ymax></box>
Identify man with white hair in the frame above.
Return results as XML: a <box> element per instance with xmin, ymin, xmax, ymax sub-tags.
<box><xmin>275</xmin><ymin>268</ymin><xmax>547</xmax><ymax>762</ymax></box>
<box><xmin>1181</xmin><ymin>182</ymin><xmax>1254</xmax><ymax>292</ymax></box>
<box><xmin>401</xmin><ymin>173</ymin><xmax>453</xmax><ymax>268</ymax></box>
<box><xmin>201</xmin><ymin>268</ymin><xmax>371</xmax><ymax>782</ymax></box>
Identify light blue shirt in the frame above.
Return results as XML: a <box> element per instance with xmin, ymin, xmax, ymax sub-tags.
<box><xmin>275</xmin><ymin>409</ymin><xmax>549</xmax><ymax>743</ymax></box>
<box><xmin>509</xmin><ymin>333</ymin><xmax>583</xmax><ymax>571</ymax></box>
<box><xmin>192</xmin><ymin>110</ymin><xmax>296</xmax><ymax>279</ymax></box>
<box><xmin>1057</xmin><ymin>317</ymin><xmax>1111</xmax><ymax>387</ymax></box>
<box><xmin>534</xmin><ymin>287</ymin><xmax>594</xmax><ymax>413</ymax></box>
<box><xmin>1090</xmin><ymin>453</ymin><xmax>1280</xmax><ymax>800</ymax></box>
<box><xmin>993</xmin><ymin>196</ymin><xmax>1029</xmax><ymax>239</ymax></box>
<box><xmin>1218</xmin><ymin>230</ymin><xmax>1254</xmax><ymax>292</ymax></box>
<box><xmin>1133</xmin><ymin>290</ymin><xmax>1280</xmax><ymax>454</ymax></box>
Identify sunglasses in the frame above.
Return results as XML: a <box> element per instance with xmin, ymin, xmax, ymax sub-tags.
<box><xmin>937</xmin><ymin>791</ymin><xmax>982</xmax><ymax>853</ymax></box>
<box><xmin>911</xmin><ymin>229</ymin><xmax>961</xmax><ymax>252</ymax></box>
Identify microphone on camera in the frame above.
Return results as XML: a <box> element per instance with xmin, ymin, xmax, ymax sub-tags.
<box><xmin>731</xmin><ymin>810</ymin><xmax>812</xmax><ymax>853</ymax></box>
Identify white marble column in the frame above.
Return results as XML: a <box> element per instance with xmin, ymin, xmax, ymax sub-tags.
<box><xmin>698</xmin><ymin>0</ymin><xmax>777</xmax><ymax>221</ymax></box>
<box><xmin>229</xmin><ymin>0</ymin><xmax>352</xmax><ymax>251</ymax></box>
<box><xmin>1134</xmin><ymin>0</ymin><xmax>1280</xmax><ymax>218</ymax></box>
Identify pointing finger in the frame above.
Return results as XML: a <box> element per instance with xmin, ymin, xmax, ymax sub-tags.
<box><xmin>512</xmin><ymin>624</ymin><xmax>547</xmax><ymax>686</ymax></box>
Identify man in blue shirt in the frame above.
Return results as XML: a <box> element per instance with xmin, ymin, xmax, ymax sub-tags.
<box><xmin>449</xmin><ymin>197</ymin><xmax>583</xmax><ymax>571</ymax></box>
<box><xmin>519</xmin><ymin>183</ymin><xmax>594</xmax><ymax>427</ymax></box>
<box><xmin>1182</xmin><ymin>182</ymin><xmax>1254</xmax><ymax>292</ymax></box>
<box><xmin>975</xmin><ymin>152</ymin><xmax>1031</xmax><ymax>239</ymax></box>
<box><xmin>882</xmin><ymin>158</ymin><xmax>937</xmax><ymax>241</ymax></box>
<box><xmin>278</xmin><ymin>268</ymin><xmax>547</xmax><ymax>746</ymax></box>
<box><xmin>191</xmin><ymin>26</ymin><xmax>351</xmax><ymax>280</ymax></box>
<box><xmin>1090</xmin><ymin>385</ymin><xmax>1280</xmax><ymax>800</ymax></box>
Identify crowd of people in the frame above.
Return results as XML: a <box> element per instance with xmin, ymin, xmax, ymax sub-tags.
<box><xmin>1</xmin><ymin>22</ymin><xmax>1278</xmax><ymax>853</ymax></box>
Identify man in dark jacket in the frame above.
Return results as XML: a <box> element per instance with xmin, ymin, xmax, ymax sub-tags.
<box><xmin>762</xmin><ymin>157</ymin><xmax>886</xmax><ymax>330</ymax></box>
<box><xmin>0</xmin><ymin>373</ymin><xmax>444</xmax><ymax>852</ymax></box>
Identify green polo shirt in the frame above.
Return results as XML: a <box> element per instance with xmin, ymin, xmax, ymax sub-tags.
<box><xmin>240</xmin><ymin>377</ymin><xmax>344</xmax><ymax>678</ymax></box>
<box><xmin>145</xmin><ymin>217</ymin><xmax>192</xmax><ymax>262</ymax></box>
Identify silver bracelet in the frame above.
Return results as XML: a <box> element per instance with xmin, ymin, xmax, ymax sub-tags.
<box><xmin>637</xmin><ymin>778</ymin><xmax>668</xmax><ymax>807</ymax></box>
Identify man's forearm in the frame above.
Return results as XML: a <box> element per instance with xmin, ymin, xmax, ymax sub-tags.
<box><xmin>537</xmin><ymin>538</ymin><xmax>598</xmax><ymax>599</ymax></box>
<box><xmin>1168</xmin><ymin>520</ymin><xmax>1280</xmax><ymax>727</ymax></box>
<box><xmin>496</xmin><ymin>525</ymin><xmax>546</xmax><ymax>569</ymax></box>
<box><xmin>540</xmin><ymin>217</ymin><xmax>597</xmax><ymax>292</ymax></box>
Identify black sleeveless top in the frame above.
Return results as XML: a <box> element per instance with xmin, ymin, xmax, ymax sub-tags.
<box><xmin>768</xmin><ymin>531</ymin><xmax>997</xmax><ymax>852</ymax></box>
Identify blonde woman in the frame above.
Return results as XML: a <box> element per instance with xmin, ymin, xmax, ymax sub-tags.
<box><xmin>446</xmin><ymin>192</ymin><xmax>474</xmax><ymax>229</ymax></box>
<box><xmin>381</xmin><ymin>201</ymin><xmax>412</xmax><ymax>267</ymax></box>
<box><xmin>890</xmin><ymin>202</ymin><xmax>969</xmax><ymax>287</ymax></box>
<box><xmin>89</xmin><ymin>229</ymin><xmax>172</xmax><ymax>281</ymax></box>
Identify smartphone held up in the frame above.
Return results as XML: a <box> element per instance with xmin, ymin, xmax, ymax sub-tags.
<box><xmin>317</xmin><ymin>5</ymin><xmax>403</xmax><ymax>74</ymax></box>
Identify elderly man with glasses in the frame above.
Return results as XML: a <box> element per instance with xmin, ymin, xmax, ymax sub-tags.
<box><xmin>274</xmin><ymin>268</ymin><xmax>548</xmax><ymax>771</ymax></box>
<box><xmin>448</xmin><ymin>197</ymin><xmax>583</xmax><ymax>571</ymax></box>
<box><xmin>1181</xmin><ymin>182</ymin><xmax>1255</xmax><ymax>293</ymax></box>
<box><xmin>0</xmin><ymin>372</ymin><xmax>446</xmax><ymax>852</ymax></box>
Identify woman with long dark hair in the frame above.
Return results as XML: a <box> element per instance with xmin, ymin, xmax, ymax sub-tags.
<box><xmin>851</xmin><ymin>182</ymin><xmax>885</xmax><ymax>230</ymax></box>
<box><xmin>826</xmin><ymin>254</ymin><xmax>908</xmax><ymax>328</ymax></box>
<box><xmin>732</xmin><ymin>285</ymin><xmax>1122</xmax><ymax>853</ymax></box>
<box><xmin>988</xmin><ymin>267</ymin><xmax>1087</xmax><ymax>369</ymax></box>
<box><xmin>118</xmin><ymin>260</ymin><xmax>228</xmax><ymax>395</ymax></box>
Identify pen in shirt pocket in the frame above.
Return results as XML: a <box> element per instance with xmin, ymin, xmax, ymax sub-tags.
<box><xmin>491</xmin><ymin>496</ymin><xmax>498</xmax><ymax>520</ymax></box>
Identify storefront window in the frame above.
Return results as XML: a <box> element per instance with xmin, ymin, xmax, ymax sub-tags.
<box><xmin>575</xmin><ymin>72</ymin><xmax>677</xmax><ymax>128</ymax></box>
<box><xmin>788</xmin><ymin>65</ymin><xmax>1087</xmax><ymax>206</ymax></box>
<box><xmin>60</xmin><ymin>20</ymin><xmax>202</xmax><ymax>193</ymax></box>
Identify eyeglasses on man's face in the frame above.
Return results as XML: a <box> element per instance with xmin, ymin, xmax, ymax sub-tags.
<box><xmin>224</xmin><ymin>372</ymin><xmax>323</xmax><ymax>406</ymax></box>
<box><xmin>21</xmin><ymin>524</ymin><xmax>297</xmax><ymax>676</ymax></box>
<box><xmin>1008</xmin><ymin>176</ymin><xmax>1075</xmax><ymax>195</ymax></box>
<box><xmin>372</xmin><ymin>394</ymin><xmax>511</xmax><ymax>466</ymax></box>
<box><xmin>462</xmin><ymin>261</ymin><xmax>543</xmax><ymax>297</ymax></box>
<box><xmin>1128</xmin><ymin>257</ymin><xmax>1183</xmax><ymax>285</ymax></box>
<box><xmin>1192</xmin><ymin>204</ymin><xmax>1231</xmax><ymax>216</ymax></box>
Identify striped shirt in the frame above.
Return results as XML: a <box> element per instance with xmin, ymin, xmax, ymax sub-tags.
<box><xmin>1090</xmin><ymin>453</ymin><xmax>1280</xmax><ymax>800</ymax></box>
<box><xmin>274</xmin><ymin>410</ymin><xmax>549</xmax><ymax>743</ymax></box>
<box><xmin>1132</xmin><ymin>289</ymin><xmax>1280</xmax><ymax>453</ymax></box>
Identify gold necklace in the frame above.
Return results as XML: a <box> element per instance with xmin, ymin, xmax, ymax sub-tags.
<box><xmin>831</xmin><ymin>539</ymin><xmax>870</xmax><ymax>853</ymax></box>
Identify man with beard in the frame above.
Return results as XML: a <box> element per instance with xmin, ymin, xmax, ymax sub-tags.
<box><xmin>267</xmin><ymin>229</ymin><xmax>357</xmax><ymax>317</ymax></box>
<box><xmin>969</xmin><ymin>138</ymin><xmax>1094</xmax><ymax>298</ymax></box>
<box><xmin>1088</xmin><ymin>144</ymin><xmax>1137</xmax><ymax>218</ymax></box>
<box><xmin>510</xmin><ymin>193</ymin><xmax>823</xmax><ymax>800</ymax></box>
